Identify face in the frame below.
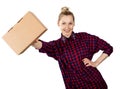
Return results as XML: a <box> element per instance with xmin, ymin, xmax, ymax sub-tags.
<box><xmin>58</xmin><ymin>15</ymin><xmax>75</xmax><ymax>38</ymax></box>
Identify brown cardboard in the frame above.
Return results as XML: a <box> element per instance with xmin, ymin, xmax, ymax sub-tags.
<box><xmin>2</xmin><ymin>11</ymin><xmax>47</xmax><ymax>55</ymax></box>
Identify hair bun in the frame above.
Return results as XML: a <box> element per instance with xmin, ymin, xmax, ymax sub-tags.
<box><xmin>61</xmin><ymin>7</ymin><xmax>69</xmax><ymax>12</ymax></box>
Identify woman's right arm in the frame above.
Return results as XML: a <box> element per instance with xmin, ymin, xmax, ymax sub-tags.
<box><xmin>32</xmin><ymin>40</ymin><xmax>42</xmax><ymax>49</ymax></box>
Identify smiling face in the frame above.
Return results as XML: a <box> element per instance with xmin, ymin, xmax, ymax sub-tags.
<box><xmin>58</xmin><ymin>15</ymin><xmax>75</xmax><ymax>38</ymax></box>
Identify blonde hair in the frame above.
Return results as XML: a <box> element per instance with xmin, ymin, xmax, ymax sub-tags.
<box><xmin>58</xmin><ymin>7</ymin><xmax>75</xmax><ymax>22</ymax></box>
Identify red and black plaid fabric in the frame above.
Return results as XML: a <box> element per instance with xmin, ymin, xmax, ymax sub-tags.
<box><xmin>39</xmin><ymin>32</ymin><xmax>113</xmax><ymax>89</ymax></box>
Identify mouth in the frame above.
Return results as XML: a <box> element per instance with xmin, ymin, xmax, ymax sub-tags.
<box><xmin>63</xmin><ymin>30</ymin><xmax>72</xmax><ymax>38</ymax></box>
<box><xmin>64</xmin><ymin>30</ymin><xmax>71</xmax><ymax>33</ymax></box>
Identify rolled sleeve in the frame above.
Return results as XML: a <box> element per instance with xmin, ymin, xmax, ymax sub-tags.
<box><xmin>82</xmin><ymin>32</ymin><xmax>113</xmax><ymax>56</ymax></box>
<box><xmin>96</xmin><ymin>37</ymin><xmax>113</xmax><ymax>56</ymax></box>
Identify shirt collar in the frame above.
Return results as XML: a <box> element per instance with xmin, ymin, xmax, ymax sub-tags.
<box><xmin>61</xmin><ymin>32</ymin><xmax>76</xmax><ymax>42</ymax></box>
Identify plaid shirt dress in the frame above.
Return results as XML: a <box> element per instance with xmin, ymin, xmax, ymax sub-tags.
<box><xmin>39</xmin><ymin>32</ymin><xmax>113</xmax><ymax>89</ymax></box>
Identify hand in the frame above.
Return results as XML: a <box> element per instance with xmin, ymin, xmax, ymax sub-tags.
<box><xmin>82</xmin><ymin>58</ymin><xmax>97</xmax><ymax>67</ymax></box>
<box><xmin>32</xmin><ymin>40</ymin><xmax>42</xmax><ymax>49</ymax></box>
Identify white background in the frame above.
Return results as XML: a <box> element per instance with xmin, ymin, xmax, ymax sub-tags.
<box><xmin>0</xmin><ymin>0</ymin><xmax>120</xmax><ymax>89</ymax></box>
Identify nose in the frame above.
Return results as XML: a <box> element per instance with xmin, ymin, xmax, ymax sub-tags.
<box><xmin>65</xmin><ymin>24</ymin><xmax>69</xmax><ymax>29</ymax></box>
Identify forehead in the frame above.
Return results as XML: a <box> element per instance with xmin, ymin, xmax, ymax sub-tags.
<box><xmin>60</xmin><ymin>15</ymin><xmax>74</xmax><ymax>22</ymax></box>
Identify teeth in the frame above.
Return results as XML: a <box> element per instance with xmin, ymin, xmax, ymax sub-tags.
<box><xmin>66</xmin><ymin>31</ymin><xmax>69</xmax><ymax>33</ymax></box>
<box><xmin>65</xmin><ymin>30</ymin><xmax>70</xmax><ymax>33</ymax></box>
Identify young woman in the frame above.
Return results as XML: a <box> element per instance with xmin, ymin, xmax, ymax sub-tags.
<box><xmin>32</xmin><ymin>7</ymin><xmax>113</xmax><ymax>89</ymax></box>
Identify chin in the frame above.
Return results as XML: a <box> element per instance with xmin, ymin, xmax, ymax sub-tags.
<box><xmin>65</xmin><ymin>35</ymin><xmax>70</xmax><ymax>38</ymax></box>
<box><xmin>63</xmin><ymin>31</ymin><xmax>72</xmax><ymax>38</ymax></box>
<box><xmin>65</xmin><ymin>33</ymin><xmax>71</xmax><ymax>38</ymax></box>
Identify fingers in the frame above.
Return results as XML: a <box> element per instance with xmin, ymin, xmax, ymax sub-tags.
<box><xmin>32</xmin><ymin>39</ymin><xmax>39</xmax><ymax>46</ymax></box>
<box><xmin>82</xmin><ymin>58</ymin><xmax>96</xmax><ymax>67</ymax></box>
<box><xmin>31</xmin><ymin>40</ymin><xmax>39</xmax><ymax>49</ymax></box>
<box><xmin>33</xmin><ymin>39</ymin><xmax>39</xmax><ymax>44</ymax></box>
<box><xmin>82</xmin><ymin>58</ymin><xmax>91</xmax><ymax>67</ymax></box>
<box><xmin>32</xmin><ymin>40</ymin><xmax>42</xmax><ymax>49</ymax></box>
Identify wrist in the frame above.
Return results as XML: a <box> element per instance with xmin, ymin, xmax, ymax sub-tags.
<box><xmin>32</xmin><ymin>40</ymin><xmax>42</xmax><ymax>49</ymax></box>
<box><xmin>93</xmin><ymin>61</ymin><xmax>99</xmax><ymax>67</ymax></box>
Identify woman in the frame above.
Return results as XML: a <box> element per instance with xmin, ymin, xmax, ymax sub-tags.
<box><xmin>32</xmin><ymin>7</ymin><xmax>113</xmax><ymax>89</ymax></box>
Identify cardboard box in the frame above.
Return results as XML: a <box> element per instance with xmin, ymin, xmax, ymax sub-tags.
<box><xmin>2</xmin><ymin>11</ymin><xmax>47</xmax><ymax>55</ymax></box>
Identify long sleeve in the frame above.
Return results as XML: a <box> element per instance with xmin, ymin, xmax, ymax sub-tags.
<box><xmin>39</xmin><ymin>40</ymin><xmax>59</xmax><ymax>60</ymax></box>
<box><xmin>95</xmin><ymin>36</ymin><xmax>113</xmax><ymax>56</ymax></box>
<box><xmin>80</xmin><ymin>32</ymin><xmax>113</xmax><ymax>56</ymax></box>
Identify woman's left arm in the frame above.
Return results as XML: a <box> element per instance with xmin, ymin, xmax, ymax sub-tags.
<box><xmin>82</xmin><ymin>33</ymin><xmax>113</xmax><ymax>67</ymax></box>
<box><xmin>83</xmin><ymin>53</ymin><xmax>108</xmax><ymax>67</ymax></box>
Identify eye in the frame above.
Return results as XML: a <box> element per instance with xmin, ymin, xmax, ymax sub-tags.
<box><xmin>69</xmin><ymin>22</ymin><xmax>73</xmax><ymax>25</ymax></box>
<box><xmin>62</xmin><ymin>22</ymin><xmax>66</xmax><ymax>25</ymax></box>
